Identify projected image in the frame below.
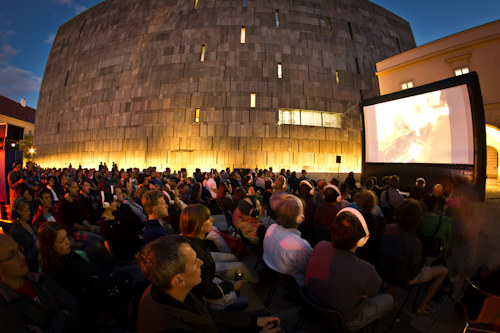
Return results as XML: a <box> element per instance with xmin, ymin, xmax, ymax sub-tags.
<box><xmin>364</xmin><ymin>85</ymin><xmax>474</xmax><ymax>164</ymax></box>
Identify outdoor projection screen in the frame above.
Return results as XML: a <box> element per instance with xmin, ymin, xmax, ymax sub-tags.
<box><xmin>363</xmin><ymin>84</ymin><xmax>474</xmax><ymax>164</ymax></box>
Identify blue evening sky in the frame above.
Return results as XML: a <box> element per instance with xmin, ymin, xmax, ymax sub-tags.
<box><xmin>0</xmin><ymin>0</ymin><xmax>498</xmax><ymax>108</ymax></box>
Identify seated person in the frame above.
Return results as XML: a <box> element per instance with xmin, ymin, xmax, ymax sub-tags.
<box><xmin>57</xmin><ymin>178</ymin><xmax>103</xmax><ymax>243</ymax></box>
<box><xmin>142</xmin><ymin>190</ymin><xmax>175</xmax><ymax>244</ymax></box>
<box><xmin>9</xmin><ymin>198</ymin><xmax>39</xmax><ymax>272</ymax></box>
<box><xmin>263</xmin><ymin>195</ymin><xmax>312</xmax><ymax>286</ymax></box>
<box><xmin>180</xmin><ymin>204</ymin><xmax>250</xmax><ymax>311</ymax></box>
<box><xmin>0</xmin><ymin>233</ymin><xmax>83</xmax><ymax>332</ymax></box>
<box><xmin>136</xmin><ymin>235</ymin><xmax>280</xmax><ymax>333</ymax></box>
<box><xmin>418</xmin><ymin>194</ymin><xmax>452</xmax><ymax>254</ymax></box>
<box><xmin>98</xmin><ymin>192</ymin><xmax>144</xmax><ymax>261</ymax></box>
<box><xmin>236</xmin><ymin>196</ymin><xmax>263</xmax><ymax>245</ymax></box>
<box><xmin>313</xmin><ymin>185</ymin><xmax>341</xmax><ymax>230</ymax></box>
<box><xmin>37</xmin><ymin>222</ymin><xmax>105</xmax><ymax>318</ymax></box>
<box><xmin>33</xmin><ymin>188</ymin><xmax>65</xmax><ymax>228</ymax></box>
<box><xmin>76</xmin><ymin>180</ymin><xmax>100</xmax><ymax>225</ymax></box>
<box><xmin>379</xmin><ymin>199</ymin><xmax>448</xmax><ymax>315</ymax></box>
<box><xmin>379</xmin><ymin>175</ymin><xmax>404</xmax><ymax>219</ymax></box>
<box><xmin>305</xmin><ymin>208</ymin><xmax>393</xmax><ymax>332</ymax></box>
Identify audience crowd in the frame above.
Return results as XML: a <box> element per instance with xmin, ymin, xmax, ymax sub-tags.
<box><xmin>0</xmin><ymin>160</ymin><xmax>479</xmax><ymax>332</ymax></box>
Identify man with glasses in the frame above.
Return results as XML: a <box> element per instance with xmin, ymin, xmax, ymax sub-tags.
<box><xmin>0</xmin><ymin>234</ymin><xmax>83</xmax><ymax>332</ymax></box>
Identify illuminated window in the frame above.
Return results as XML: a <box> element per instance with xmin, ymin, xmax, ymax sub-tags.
<box><xmin>193</xmin><ymin>0</ymin><xmax>198</xmax><ymax>9</ymax></box>
<box><xmin>243</xmin><ymin>0</ymin><xmax>246</xmax><ymax>8</ymax></box>
<box><xmin>277</xmin><ymin>63</ymin><xmax>282</xmax><ymax>79</ymax></box>
<box><xmin>401</xmin><ymin>81</ymin><xmax>414</xmax><ymax>90</ymax></box>
<box><xmin>327</xmin><ymin>17</ymin><xmax>333</xmax><ymax>36</ymax></box>
<box><xmin>250</xmin><ymin>93</ymin><xmax>256</xmax><ymax>108</ymax></box>
<box><xmin>200</xmin><ymin>44</ymin><xmax>205</xmax><ymax>62</ymax></box>
<box><xmin>241</xmin><ymin>26</ymin><xmax>246</xmax><ymax>44</ymax></box>
<box><xmin>275</xmin><ymin>9</ymin><xmax>279</xmax><ymax>28</ymax></box>
<box><xmin>455</xmin><ymin>67</ymin><xmax>469</xmax><ymax>76</ymax></box>
<box><xmin>278</xmin><ymin>108</ymin><xmax>342</xmax><ymax>128</ymax></box>
<box><xmin>335</xmin><ymin>70</ymin><xmax>340</xmax><ymax>85</ymax></box>
<box><xmin>194</xmin><ymin>108</ymin><xmax>200</xmax><ymax>123</ymax></box>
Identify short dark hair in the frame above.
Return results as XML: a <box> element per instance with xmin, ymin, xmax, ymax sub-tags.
<box><xmin>141</xmin><ymin>190</ymin><xmax>164</xmax><ymax>215</ymax></box>
<box><xmin>331</xmin><ymin>211</ymin><xmax>365</xmax><ymax>250</ymax></box>
<box><xmin>136</xmin><ymin>235</ymin><xmax>191</xmax><ymax>290</ymax></box>
<box><xmin>276</xmin><ymin>195</ymin><xmax>302</xmax><ymax>229</ymax></box>
<box><xmin>324</xmin><ymin>187</ymin><xmax>338</xmax><ymax>203</ymax></box>
<box><xmin>394</xmin><ymin>199</ymin><xmax>423</xmax><ymax>233</ymax></box>
<box><xmin>354</xmin><ymin>190</ymin><xmax>377</xmax><ymax>213</ymax></box>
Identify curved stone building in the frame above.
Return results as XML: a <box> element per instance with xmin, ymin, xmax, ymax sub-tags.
<box><xmin>34</xmin><ymin>0</ymin><xmax>415</xmax><ymax>173</ymax></box>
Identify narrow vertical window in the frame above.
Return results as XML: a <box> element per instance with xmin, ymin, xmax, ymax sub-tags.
<box><xmin>200</xmin><ymin>44</ymin><xmax>206</xmax><ymax>62</ymax></box>
<box><xmin>348</xmin><ymin>21</ymin><xmax>354</xmax><ymax>40</ymax></box>
<box><xmin>277</xmin><ymin>63</ymin><xmax>282</xmax><ymax>79</ymax></box>
<box><xmin>193</xmin><ymin>0</ymin><xmax>198</xmax><ymax>9</ymax></box>
<box><xmin>455</xmin><ymin>67</ymin><xmax>469</xmax><ymax>76</ymax></box>
<box><xmin>355</xmin><ymin>57</ymin><xmax>360</xmax><ymax>74</ymax></box>
<box><xmin>275</xmin><ymin>9</ymin><xmax>280</xmax><ymax>28</ymax></box>
<box><xmin>327</xmin><ymin>17</ymin><xmax>333</xmax><ymax>36</ymax></box>
<box><xmin>64</xmin><ymin>71</ymin><xmax>69</xmax><ymax>86</ymax></box>
<box><xmin>241</xmin><ymin>26</ymin><xmax>246</xmax><ymax>44</ymax></box>
<box><xmin>396</xmin><ymin>37</ymin><xmax>401</xmax><ymax>53</ymax></box>
<box><xmin>359</xmin><ymin>89</ymin><xmax>364</xmax><ymax>100</ymax></box>
<box><xmin>57</xmin><ymin>122</ymin><xmax>60</xmax><ymax>133</ymax></box>
<box><xmin>243</xmin><ymin>0</ymin><xmax>246</xmax><ymax>8</ymax></box>
<box><xmin>250</xmin><ymin>93</ymin><xmax>256</xmax><ymax>108</ymax></box>
<box><xmin>335</xmin><ymin>70</ymin><xmax>340</xmax><ymax>85</ymax></box>
<box><xmin>194</xmin><ymin>108</ymin><xmax>200</xmax><ymax>122</ymax></box>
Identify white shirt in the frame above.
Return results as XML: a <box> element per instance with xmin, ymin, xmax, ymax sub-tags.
<box><xmin>206</xmin><ymin>178</ymin><xmax>217</xmax><ymax>199</ymax></box>
<box><xmin>263</xmin><ymin>223</ymin><xmax>313</xmax><ymax>286</ymax></box>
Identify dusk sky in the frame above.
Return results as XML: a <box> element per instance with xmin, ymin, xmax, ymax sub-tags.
<box><xmin>0</xmin><ymin>0</ymin><xmax>498</xmax><ymax>109</ymax></box>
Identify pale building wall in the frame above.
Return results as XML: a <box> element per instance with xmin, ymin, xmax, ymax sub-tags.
<box><xmin>34</xmin><ymin>0</ymin><xmax>415</xmax><ymax>174</ymax></box>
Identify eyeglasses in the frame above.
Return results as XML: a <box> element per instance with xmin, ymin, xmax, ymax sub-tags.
<box><xmin>0</xmin><ymin>246</ymin><xmax>24</xmax><ymax>263</ymax></box>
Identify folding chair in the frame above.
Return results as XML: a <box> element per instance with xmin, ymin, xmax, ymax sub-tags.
<box><xmin>463</xmin><ymin>278</ymin><xmax>500</xmax><ymax>332</ymax></box>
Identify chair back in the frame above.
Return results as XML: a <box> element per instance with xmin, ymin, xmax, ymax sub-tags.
<box><xmin>464</xmin><ymin>278</ymin><xmax>500</xmax><ymax>327</ymax></box>
<box><xmin>475</xmin><ymin>295</ymin><xmax>500</xmax><ymax>326</ymax></box>
<box><xmin>298</xmin><ymin>287</ymin><xmax>347</xmax><ymax>332</ymax></box>
<box><xmin>313</xmin><ymin>225</ymin><xmax>331</xmax><ymax>243</ymax></box>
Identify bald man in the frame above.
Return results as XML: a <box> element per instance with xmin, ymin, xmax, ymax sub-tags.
<box><xmin>0</xmin><ymin>234</ymin><xmax>83</xmax><ymax>332</ymax></box>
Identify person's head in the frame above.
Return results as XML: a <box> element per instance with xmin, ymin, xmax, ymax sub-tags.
<box><xmin>364</xmin><ymin>178</ymin><xmax>374</xmax><ymax>191</ymax></box>
<box><xmin>299</xmin><ymin>180</ymin><xmax>314</xmax><ymax>200</ymax></box>
<box><xmin>394</xmin><ymin>199</ymin><xmax>423</xmax><ymax>233</ymax></box>
<box><xmin>12</xmin><ymin>160</ymin><xmax>22</xmax><ymax>172</ymax></box>
<box><xmin>101</xmin><ymin>192</ymin><xmax>118</xmax><ymax>212</ymax></box>
<box><xmin>0</xmin><ymin>234</ymin><xmax>29</xmax><ymax>283</ymax></box>
<box><xmin>38</xmin><ymin>222</ymin><xmax>71</xmax><ymax>272</ymax></box>
<box><xmin>47</xmin><ymin>175</ymin><xmax>56</xmax><ymax>187</ymax></box>
<box><xmin>114</xmin><ymin>187</ymin><xmax>125</xmax><ymax>203</ymax></box>
<box><xmin>179</xmin><ymin>204</ymin><xmax>212</xmax><ymax>238</ymax></box>
<box><xmin>10</xmin><ymin>197</ymin><xmax>30</xmax><ymax>222</ymax></box>
<box><xmin>38</xmin><ymin>188</ymin><xmax>53</xmax><ymax>209</ymax></box>
<box><xmin>415</xmin><ymin>177</ymin><xmax>426</xmax><ymax>189</ymax></box>
<box><xmin>232</xmin><ymin>186</ymin><xmax>246</xmax><ymax>203</ymax></box>
<box><xmin>66</xmin><ymin>178</ymin><xmax>79</xmax><ymax>197</ymax></box>
<box><xmin>275</xmin><ymin>175</ymin><xmax>287</xmax><ymax>190</ymax></box>
<box><xmin>142</xmin><ymin>190</ymin><xmax>168</xmax><ymax>218</ymax></box>
<box><xmin>80</xmin><ymin>180</ymin><xmax>91</xmax><ymax>195</ymax></box>
<box><xmin>18</xmin><ymin>184</ymin><xmax>33</xmax><ymax>203</ymax></box>
<box><xmin>388</xmin><ymin>175</ymin><xmax>399</xmax><ymax>189</ymax></box>
<box><xmin>331</xmin><ymin>208</ymin><xmax>369</xmax><ymax>251</ymax></box>
<box><xmin>137</xmin><ymin>235</ymin><xmax>203</xmax><ymax>291</ymax></box>
<box><xmin>264</xmin><ymin>177</ymin><xmax>274</xmax><ymax>190</ymax></box>
<box><xmin>317</xmin><ymin>179</ymin><xmax>326</xmax><ymax>191</ymax></box>
<box><xmin>433</xmin><ymin>184</ymin><xmax>443</xmax><ymax>196</ymax></box>
<box><xmin>238</xmin><ymin>196</ymin><xmax>259</xmax><ymax>217</ymax></box>
<box><xmin>339</xmin><ymin>182</ymin><xmax>351</xmax><ymax>197</ymax></box>
<box><xmin>354</xmin><ymin>190</ymin><xmax>378</xmax><ymax>213</ymax></box>
<box><xmin>276</xmin><ymin>195</ymin><xmax>304</xmax><ymax>229</ymax></box>
<box><xmin>324</xmin><ymin>185</ymin><xmax>340</xmax><ymax>203</ymax></box>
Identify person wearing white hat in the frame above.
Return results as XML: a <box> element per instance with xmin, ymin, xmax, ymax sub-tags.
<box><xmin>305</xmin><ymin>207</ymin><xmax>393</xmax><ymax>331</ymax></box>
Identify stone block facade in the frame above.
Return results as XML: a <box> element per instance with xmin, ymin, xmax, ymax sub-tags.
<box><xmin>34</xmin><ymin>0</ymin><xmax>415</xmax><ymax>173</ymax></box>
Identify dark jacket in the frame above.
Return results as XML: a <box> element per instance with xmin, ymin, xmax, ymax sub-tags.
<box><xmin>0</xmin><ymin>273</ymin><xmax>83</xmax><ymax>333</ymax></box>
<box><xmin>9</xmin><ymin>221</ymin><xmax>39</xmax><ymax>273</ymax></box>
<box><xmin>143</xmin><ymin>219</ymin><xmax>173</xmax><ymax>244</ymax></box>
<box><xmin>137</xmin><ymin>284</ymin><xmax>253</xmax><ymax>333</ymax></box>
<box><xmin>189</xmin><ymin>237</ymin><xmax>234</xmax><ymax>300</ymax></box>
